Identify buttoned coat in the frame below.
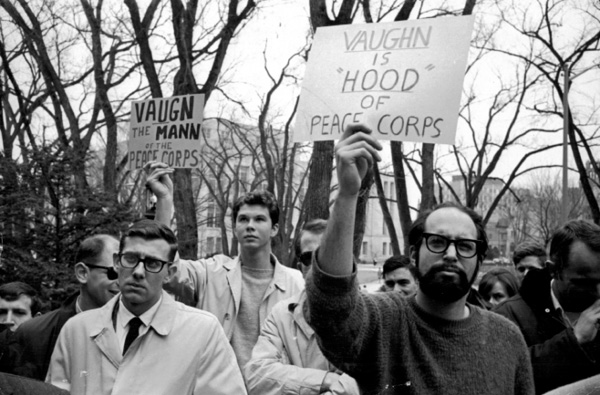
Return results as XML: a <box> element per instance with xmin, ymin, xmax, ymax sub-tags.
<box><xmin>46</xmin><ymin>291</ymin><xmax>246</xmax><ymax>395</ymax></box>
<box><xmin>164</xmin><ymin>254</ymin><xmax>304</xmax><ymax>339</ymax></box>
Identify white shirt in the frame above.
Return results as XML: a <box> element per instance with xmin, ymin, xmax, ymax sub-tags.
<box><xmin>115</xmin><ymin>296</ymin><xmax>162</xmax><ymax>353</ymax></box>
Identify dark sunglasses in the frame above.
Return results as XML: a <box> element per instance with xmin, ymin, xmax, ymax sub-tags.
<box><xmin>298</xmin><ymin>251</ymin><xmax>313</xmax><ymax>266</ymax></box>
<box><xmin>83</xmin><ymin>263</ymin><xmax>118</xmax><ymax>280</ymax></box>
<box><xmin>385</xmin><ymin>279</ymin><xmax>410</xmax><ymax>288</ymax></box>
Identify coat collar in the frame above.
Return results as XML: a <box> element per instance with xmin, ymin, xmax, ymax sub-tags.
<box><xmin>287</xmin><ymin>290</ymin><xmax>314</xmax><ymax>339</ymax></box>
<box><xmin>87</xmin><ymin>291</ymin><xmax>177</xmax><ymax>366</ymax></box>
<box><xmin>89</xmin><ymin>291</ymin><xmax>176</xmax><ymax>338</ymax></box>
<box><xmin>225</xmin><ymin>254</ymin><xmax>290</xmax><ymax>292</ymax></box>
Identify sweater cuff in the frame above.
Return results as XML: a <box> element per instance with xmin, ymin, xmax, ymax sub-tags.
<box><xmin>310</xmin><ymin>247</ymin><xmax>358</xmax><ymax>294</ymax></box>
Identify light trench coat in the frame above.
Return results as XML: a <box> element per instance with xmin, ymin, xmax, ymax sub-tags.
<box><xmin>244</xmin><ymin>291</ymin><xmax>360</xmax><ymax>395</ymax></box>
<box><xmin>46</xmin><ymin>291</ymin><xmax>246</xmax><ymax>395</ymax></box>
<box><xmin>164</xmin><ymin>254</ymin><xmax>305</xmax><ymax>339</ymax></box>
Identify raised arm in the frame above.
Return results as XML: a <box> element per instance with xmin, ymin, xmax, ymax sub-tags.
<box><xmin>317</xmin><ymin>124</ymin><xmax>382</xmax><ymax>276</ymax></box>
<box><xmin>144</xmin><ymin>161</ymin><xmax>174</xmax><ymax>227</ymax></box>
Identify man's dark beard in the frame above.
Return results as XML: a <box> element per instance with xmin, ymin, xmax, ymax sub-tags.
<box><xmin>418</xmin><ymin>263</ymin><xmax>475</xmax><ymax>303</ymax></box>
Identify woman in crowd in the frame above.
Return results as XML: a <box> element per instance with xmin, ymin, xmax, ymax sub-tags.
<box><xmin>478</xmin><ymin>267</ymin><xmax>520</xmax><ymax>308</ymax></box>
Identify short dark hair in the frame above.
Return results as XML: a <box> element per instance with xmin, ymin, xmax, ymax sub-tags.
<box><xmin>75</xmin><ymin>234</ymin><xmax>119</xmax><ymax>265</ymax></box>
<box><xmin>232</xmin><ymin>190</ymin><xmax>279</xmax><ymax>226</ymax></box>
<box><xmin>383</xmin><ymin>255</ymin><xmax>417</xmax><ymax>280</ymax></box>
<box><xmin>294</xmin><ymin>219</ymin><xmax>328</xmax><ymax>258</ymax></box>
<box><xmin>549</xmin><ymin>220</ymin><xmax>600</xmax><ymax>275</ymax></box>
<box><xmin>0</xmin><ymin>281</ymin><xmax>40</xmax><ymax>315</ymax></box>
<box><xmin>478</xmin><ymin>267</ymin><xmax>520</xmax><ymax>301</ymax></box>
<box><xmin>119</xmin><ymin>220</ymin><xmax>178</xmax><ymax>262</ymax></box>
<box><xmin>513</xmin><ymin>242</ymin><xmax>546</xmax><ymax>266</ymax></box>
<box><xmin>408</xmin><ymin>201</ymin><xmax>489</xmax><ymax>262</ymax></box>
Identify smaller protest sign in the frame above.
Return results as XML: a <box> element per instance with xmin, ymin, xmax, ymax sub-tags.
<box><xmin>294</xmin><ymin>16</ymin><xmax>474</xmax><ymax>145</ymax></box>
<box><xmin>128</xmin><ymin>94</ymin><xmax>204</xmax><ymax>170</ymax></box>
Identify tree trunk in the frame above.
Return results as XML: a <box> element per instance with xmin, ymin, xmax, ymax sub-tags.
<box><xmin>373</xmin><ymin>162</ymin><xmax>401</xmax><ymax>255</ymax></box>
<box><xmin>301</xmin><ymin>141</ymin><xmax>334</xmax><ymax>223</ymax></box>
<box><xmin>353</xmin><ymin>168</ymin><xmax>374</xmax><ymax>259</ymax></box>
<box><xmin>391</xmin><ymin>142</ymin><xmax>413</xmax><ymax>255</ymax></box>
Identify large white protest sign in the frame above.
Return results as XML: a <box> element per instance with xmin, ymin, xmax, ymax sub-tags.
<box><xmin>128</xmin><ymin>94</ymin><xmax>204</xmax><ymax>170</ymax></box>
<box><xmin>294</xmin><ymin>16</ymin><xmax>474</xmax><ymax>145</ymax></box>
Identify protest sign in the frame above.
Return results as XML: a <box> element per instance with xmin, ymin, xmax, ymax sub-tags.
<box><xmin>294</xmin><ymin>16</ymin><xmax>474</xmax><ymax>145</ymax></box>
<box><xmin>128</xmin><ymin>94</ymin><xmax>204</xmax><ymax>170</ymax></box>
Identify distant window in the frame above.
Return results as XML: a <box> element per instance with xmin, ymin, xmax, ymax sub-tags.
<box><xmin>206</xmin><ymin>201</ymin><xmax>221</xmax><ymax>228</ymax></box>
<box><xmin>362</xmin><ymin>241</ymin><xmax>368</xmax><ymax>255</ymax></box>
<box><xmin>383</xmin><ymin>242</ymin><xmax>387</xmax><ymax>255</ymax></box>
<box><xmin>240</xmin><ymin>166</ymin><xmax>249</xmax><ymax>183</ymax></box>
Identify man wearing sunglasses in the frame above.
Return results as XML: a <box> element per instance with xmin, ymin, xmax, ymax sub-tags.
<box><xmin>304</xmin><ymin>125</ymin><xmax>534</xmax><ymax>395</ymax></box>
<box><xmin>245</xmin><ymin>219</ymin><xmax>360</xmax><ymax>394</ymax></box>
<box><xmin>46</xmin><ymin>220</ymin><xmax>245</xmax><ymax>394</ymax></box>
<box><xmin>10</xmin><ymin>234</ymin><xmax>119</xmax><ymax>380</ymax></box>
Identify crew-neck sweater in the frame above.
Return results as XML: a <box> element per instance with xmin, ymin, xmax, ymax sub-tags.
<box><xmin>231</xmin><ymin>264</ymin><xmax>274</xmax><ymax>368</ymax></box>
<box><xmin>305</xmin><ymin>260</ymin><xmax>535</xmax><ymax>395</ymax></box>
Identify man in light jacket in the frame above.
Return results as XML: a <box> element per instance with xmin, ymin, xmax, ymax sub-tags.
<box><xmin>46</xmin><ymin>220</ymin><xmax>245</xmax><ymax>395</ymax></box>
<box><xmin>245</xmin><ymin>219</ymin><xmax>359</xmax><ymax>394</ymax></box>
<box><xmin>147</xmin><ymin>162</ymin><xmax>304</xmax><ymax>368</ymax></box>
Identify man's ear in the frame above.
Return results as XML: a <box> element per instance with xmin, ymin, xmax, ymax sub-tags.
<box><xmin>271</xmin><ymin>223</ymin><xmax>279</xmax><ymax>237</ymax></box>
<box><xmin>409</xmin><ymin>245</ymin><xmax>416</xmax><ymax>263</ymax></box>
<box><xmin>74</xmin><ymin>262</ymin><xmax>89</xmax><ymax>285</ymax></box>
<box><xmin>164</xmin><ymin>264</ymin><xmax>178</xmax><ymax>283</ymax></box>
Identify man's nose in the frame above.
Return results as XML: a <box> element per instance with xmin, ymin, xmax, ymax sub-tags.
<box><xmin>132</xmin><ymin>261</ymin><xmax>146</xmax><ymax>278</ymax></box>
<box><xmin>3</xmin><ymin>311</ymin><xmax>14</xmax><ymax>325</ymax></box>
<box><xmin>444</xmin><ymin>242</ymin><xmax>459</xmax><ymax>260</ymax></box>
<box><xmin>394</xmin><ymin>283</ymin><xmax>403</xmax><ymax>292</ymax></box>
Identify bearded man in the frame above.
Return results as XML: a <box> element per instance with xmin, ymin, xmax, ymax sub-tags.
<box><xmin>304</xmin><ymin>124</ymin><xmax>534</xmax><ymax>395</ymax></box>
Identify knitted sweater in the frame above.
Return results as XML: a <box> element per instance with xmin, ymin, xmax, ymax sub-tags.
<box><xmin>305</xmin><ymin>261</ymin><xmax>535</xmax><ymax>395</ymax></box>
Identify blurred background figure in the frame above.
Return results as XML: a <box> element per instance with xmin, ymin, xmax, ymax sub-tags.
<box><xmin>380</xmin><ymin>255</ymin><xmax>419</xmax><ymax>297</ymax></box>
<box><xmin>512</xmin><ymin>242</ymin><xmax>546</xmax><ymax>281</ymax></box>
<box><xmin>478</xmin><ymin>267</ymin><xmax>520</xmax><ymax>307</ymax></box>
<box><xmin>0</xmin><ymin>282</ymin><xmax>40</xmax><ymax>372</ymax></box>
<box><xmin>0</xmin><ymin>282</ymin><xmax>39</xmax><ymax>333</ymax></box>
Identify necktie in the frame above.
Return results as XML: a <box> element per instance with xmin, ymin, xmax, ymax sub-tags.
<box><xmin>123</xmin><ymin>317</ymin><xmax>143</xmax><ymax>355</ymax></box>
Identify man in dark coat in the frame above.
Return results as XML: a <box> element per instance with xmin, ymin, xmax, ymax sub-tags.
<box><xmin>495</xmin><ymin>220</ymin><xmax>600</xmax><ymax>394</ymax></box>
<box><xmin>10</xmin><ymin>234</ymin><xmax>119</xmax><ymax>380</ymax></box>
<box><xmin>0</xmin><ymin>372</ymin><xmax>68</xmax><ymax>395</ymax></box>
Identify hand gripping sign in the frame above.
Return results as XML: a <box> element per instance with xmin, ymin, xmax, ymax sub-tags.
<box><xmin>128</xmin><ymin>94</ymin><xmax>205</xmax><ymax>170</ymax></box>
<box><xmin>294</xmin><ymin>16</ymin><xmax>474</xmax><ymax>145</ymax></box>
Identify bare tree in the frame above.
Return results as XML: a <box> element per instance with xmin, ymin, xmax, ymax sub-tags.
<box><xmin>484</xmin><ymin>0</ymin><xmax>600</xmax><ymax>222</ymax></box>
<box><xmin>124</xmin><ymin>0</ymin><xmax>259</xmax><ymax>258</ymax></box>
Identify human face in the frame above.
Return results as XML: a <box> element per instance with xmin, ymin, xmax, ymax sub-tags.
<box><xmin>384</xmin><ymin>268</ymin><xmax>418</xmax><ymax>297</ymax></box>
<box><xmin>515</xmin><ymin>256</ymin><xmax>544</xmax><ymax>281</ymax></box>
<box><xmin>299</xmin><ymin>231</ymin><xmax>323</xmax><ymax>277</ymax></box>
<box><xmin>116</xmin><ymin>237</ymin><xmax>174</xmax><ymax>316</ymax></box>
<box><xmin>486</xmin><ymin>281</ymin><xmax>509</xmax><ymax>307</ymax></box>
<box><xmin>412</xmin><ymin>207</ymin><xmax>480</xmax><ymax>303</ymax></box>
<box><xmin>553</xmin><ymin>241</ymin><xmax>600</xmax><ymax>313</ymax></box>
<box><xmin>0</xmin><ymin>295</ymin><xmax>33</xmax><ymax>332</ymax></box>
<box><xmin>85</xmin><ymin>239</ymin><xmax>120</xmax><ymax>309</ymax></box>
<box><xmin>235</xmin><ymin>204</ymin><xmax>278</xmax><ymax>252</ymax></box>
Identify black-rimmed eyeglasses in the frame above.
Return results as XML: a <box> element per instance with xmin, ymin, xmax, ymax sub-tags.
<box><xmin>422</xmin><ymin>233</ymin><xmax>481</xmax><ymax>259</ymax></box>
<box><xmin>83</xmin><ymin>263</ymin><xmax>118</xmax><ymax>280</ymax></box>
<box><xmin>114</xmin><ymin>252</ymin><xmax>172</xmax><ymax>273</ymax></box>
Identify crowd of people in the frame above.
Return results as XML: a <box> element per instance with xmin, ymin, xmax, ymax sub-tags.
<box><xmin>0</xmin><ymin>124</ymin><xmax>599</xmax><ymax>394</ymax></box>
